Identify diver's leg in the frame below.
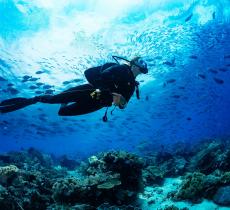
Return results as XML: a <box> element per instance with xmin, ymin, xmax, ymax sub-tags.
<box><xmin>58</xmin><ymin>99</ymin><xmax>103</xmax><ymax>116</ymax></box>
<box><xmin>57</xmin><ymin>88</ymin><xmax>113</xmax><ymax>116</ymax></box>
<box><xmin>0</xmin><ymin>98</ymin><xmax>36</xmax><ymax>113</ymax></box>
<box><xmin>62</xmin><ymin>84</ymin><xmax>94</xmax><ymax>93</ymax></box>
<box><xmin>35</xmin><ymin>84</ymin><xmax>95</xmax><ymax>104</ymax></box>
<box><xmin>0</xmin><ymin>97</ymin><xmax>29</xmax><ymax>106</ymax></box>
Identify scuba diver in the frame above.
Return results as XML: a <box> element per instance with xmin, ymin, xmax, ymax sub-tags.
<box><xmin>0</xmin><ymin>56</ymin><xmax>148</xmax><ymax>121</ymax></box>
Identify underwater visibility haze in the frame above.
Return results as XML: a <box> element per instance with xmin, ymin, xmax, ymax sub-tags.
<box><xmin>0</xmin><ymin>0</ymin><xmax>230</xmax><ymax>209</ymax></box>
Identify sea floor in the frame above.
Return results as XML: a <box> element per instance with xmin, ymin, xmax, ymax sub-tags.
<box><xmin>0</xmin><ymin>139</ymin><xmax>230</xmax><ymax>209</ymax></box>
<box><xmin>139</xmin><ymin>178</ymin><xmax>230</xmax><ymax>210</ymax></box>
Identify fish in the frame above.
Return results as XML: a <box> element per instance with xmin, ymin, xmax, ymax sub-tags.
<box><xmin>185</xmin><ymin>13</ymin><xmax>193</xmax><ymax>22</ymax></box>
<box><xmin>35</xmin><ymin>70</ymin><xmax>45</xmax><ymax>74</ymax></box>
<box><xmin>43</xmin><ymin>85</ymin><xmax>54</xmax><ymax>89</ymax></box>
<box><xmin>63</xmin><ymin>81</ymin><xmax>71</xmax><ymax>85</ymax></box>
<box><xmin>208</xmin><ymin>68</ymin><xmax>218</xmax><ymax>74</ymax></box>
<box><xmin>178</xmin><ymin>86</ymin><xmax>185</xmax><ymax>89</ymax></box>
<box><xmin>35</xmin><ymin>90</ymin><xmax>43</xmax><ymax>94</ymax></box>
<box><xmin>212</xmin><ymin>12</ymin><xmax>216</xmax><ymax>19</ymax></box>
<box><xmin>29</xmin><ymin>77</ymin><xmax>40</xmax><ymax>82</ymax></box>
<box><xmin>224</xmin><ymin>55</ymin><xmax>230</xmax><ymax>59</ymax></box>
<box><xmin>44</xmin><ymin>89</ymin><xmax>54</xmax><ymax>94</ymax></box>
<box><xmin>226</xmin><ymin>64</ymin><xmax>230</xmax><ymax>67</ymax></box>
<box><xmin>36</xmin><ymin>82</ymin><xmax>44</xmax><ymax>86</ymax></box>
<box><xmin>163</xmin><ymin>60</ymin><xmax>176</xmax><ymax>67</ymax></box>
<box><xmin>189</xmin><ymin>55</ymin><xmax>198</xmax><ymax>59</ymax></box>
<box><xmin>0</xmin><ymin>76</ymin><xmax>7</xmax><ymax>81</ymax></box>
<box><xmin>219</xmin><ymin>68</ymin><xmax>228</xmax><ymax>72</ymax></box>
<box><xmin>198</xmin><ymin>74</ymin><xmax>206</xmax><ymax>79</ymax></box>
<box><xmin>29</xmin><ymin>85</ymin><xmax>38</xmax><ymax>90</ymax></box>
<box><xmin>172</xmin><ymin>95</ymin><xmax>180</xmax><ymax>99</ymax></box>
<box><xmin>213</xmin><ymin>77</ymin><xmax>224</xmax><ymax>84</ymax></box>
<box><xmin>23</xmin><ymin>75</ymin><xmax>32</xmax><ymax>80</ymax></box>
<box><xmin>72</xmin><ymin>78</ymin><xmax>83</xmax><ymax>83</ymax></box>
<box><xmin>166</xmin><ymin>79</ymin><xmax>176</xmax><ymax>84</ymax></box>
<box><xmin>7</xmin><ymin>83</ymin><xmax>14</xmax><ymax>87</ymax></box>
<box><xmin>7</xmin><ymin>87</ymin><xmax>20</xmax><ymax>95</ymax></box>
<box><xmin>21</xmin><ymin>79</ymin><xmax>29</xmax><ymax>83</ymax></box>
<box><xmin>36</xmin><ymin>131</ymin><xmax>45</xmax><ymax>136</ymax></box>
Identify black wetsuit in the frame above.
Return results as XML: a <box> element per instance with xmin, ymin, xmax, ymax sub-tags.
<box><xmin>0</xmin><ymin>63</ymin><xmax>138</xmax><ymax>116</ymax></box>
<box><xmin>57</xmin><ymin>62</ymin><xmax>137</xmax><ymax>116</ymax></box>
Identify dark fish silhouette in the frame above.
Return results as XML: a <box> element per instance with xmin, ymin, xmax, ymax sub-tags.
<box><xmin>29</xmin><ymin>77</ymin><xmax>40</xmax><ymax>82</ymax></box>
<box><xmin>212</xmin><ymin>12</ymin><xmax>216</xmax><ymax>19</ymax></box>
<box><xmin>189</xmin><ymin>55</ymin><xmax>198</xmax><ymax>59</ymax></box>
<box><xmin>172</xmin><ymin>95</ymin><xmax>180</xmax><ymax>99</ymax></box>
<box><xmin>163</xmin><ymin>59</ymin><xmax>176</xmax><ymax>67</ymax></box>
<box><xmin>36</xmin><ymin>82</ymin><xmax>44</xmax><ymax>86</ymax></box>
<box><xmin>44</xmin><ymin>89</ymin><xmax>54</xmax><ymax>94</ymax></box>
<box><xmin>178</xmin><ymin>86</ymin><xmax>185</xmax><ymax>89</ymax></box>
<box><xmin>198</xmin><ymin>74</ymin><xmax>206</xmax><ymax>79</ymax></box>
<box><xmin>224</xmin><ymin>55</ymin><xmax>230</xmax><ymax>59</ymax></box>
<box><xmin>213</xmin><ymin>77</ymin><xmax>224</xmax><ymax>84</ymax></box>
<box><xmin>22</xmin><ymin>79</ymin><xmax>29</xmax><ymax>83</ymax></box>
<box><xmin>219</xmin><ymin>68</ymin><xmax>228</xmax><ymax>72</ymax></box>
<box><xmin>23</xmin><ymin>75</ymin><xmax>32</xmax><ymax>80</ymax></box>
<box><xmin>72</xmin><ymin>78</ymin><xmax>83</xmax><ymax>83</ymax></box>
<box><xmin>208</xmin><ymin>68</ymin><xmax>218</xmax><ymax>74</ymax></box>
<box><xmin>7</xmin><ymin>83</ymin><xmax>14</xmax><ymax>87</ymax></box>
<box><xmin>35</xmin><ymin>90</ymin><xmax>43</xmax><ymax>94</ymax></box>
<box><xmin>185</xmin><ymin>13</ymin><xmax>193</xmax><ymax>22</ymax></box>
<box><xmin>63</xmin><ymin>81</ymin><xmax>71</xmax><ymax>85</ymax></box>
<box><xmin>7</xmin><ymin>87</ymin><xmax>20</xmax><ymax>95</ymax></box>
<box><xmin>43</xmin><ymin>85</ymin><xmax>53</xmax><ymax>89</ymax></box>
<box><xmin>35</xmin><ymin>70</ymin><xmax>45</xmax><ymax>74</ymax></box>
<box><xmin>166</xmin><ymin>79</ymin><xmax>176</xmax><ymax>84</ymax></box>
<box><xmin>29</xmin><ymin>85</ymin><xmax>38</xmax><ymax>90</ymax></box>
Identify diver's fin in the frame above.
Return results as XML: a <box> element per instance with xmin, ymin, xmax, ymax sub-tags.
<box><xmin>0</xmin><ymin>98</ymin><xmax>36</xmax><ymax>113</ymax></box>
<box><xmin>0</xmin><ymin>97</ymin><xmax>28</xmax><ymax>106</ymax></box>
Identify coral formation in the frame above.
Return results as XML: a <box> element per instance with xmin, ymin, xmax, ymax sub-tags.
<box><xmin>0</xmin><ymin>139</ymin><xmax>229</xmax><ymax>209</ymax></box>
<box><xmin>52</xmin><ymin>151</ymin><xmax>144</xmax><ymax>206</ymax></box>
<box><xmin>174</xmin><ymin>172</ymin><xmax>205</xmax><ymax>202</ymax></box>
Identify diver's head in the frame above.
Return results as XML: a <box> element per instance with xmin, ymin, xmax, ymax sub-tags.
<box><xmin>130</xmin><ymin>57</ymin><xmax>148</xmax><ymax>74</ymax></box>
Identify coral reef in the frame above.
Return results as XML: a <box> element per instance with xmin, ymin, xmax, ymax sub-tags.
<box><xmin>0</xmin><ymin>149</ymin><xmax>144</xmax><ymax>209</ymax></box>
<box><xmin>52</xmin><ymin>151</ymin><xmax>144</xmax><ymax>206</ymax></box>
<box><xmin>0</xmin><ymin>138</ymin><xmax>229</xmax><ymax>209</ymax></box>
<box><xmin>187</xmin><ymin>142</ymin><xmax>221</xmax><ymax>174</ymax></box>
<box><xmin>0</xmin><ymin>165</ymin><xmax>19</xmax><ymax>185</ymax></box>
<box><xmin>174</xmin><ymin>172</ymin><xmax>205</xmax><ymax>202</ymax></box>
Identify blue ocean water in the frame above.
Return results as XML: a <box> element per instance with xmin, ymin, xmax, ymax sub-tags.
<box><xmin>0</xmin><ymin>0</ymin><xmax>230</xmax><ymax>159</ymax></box>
